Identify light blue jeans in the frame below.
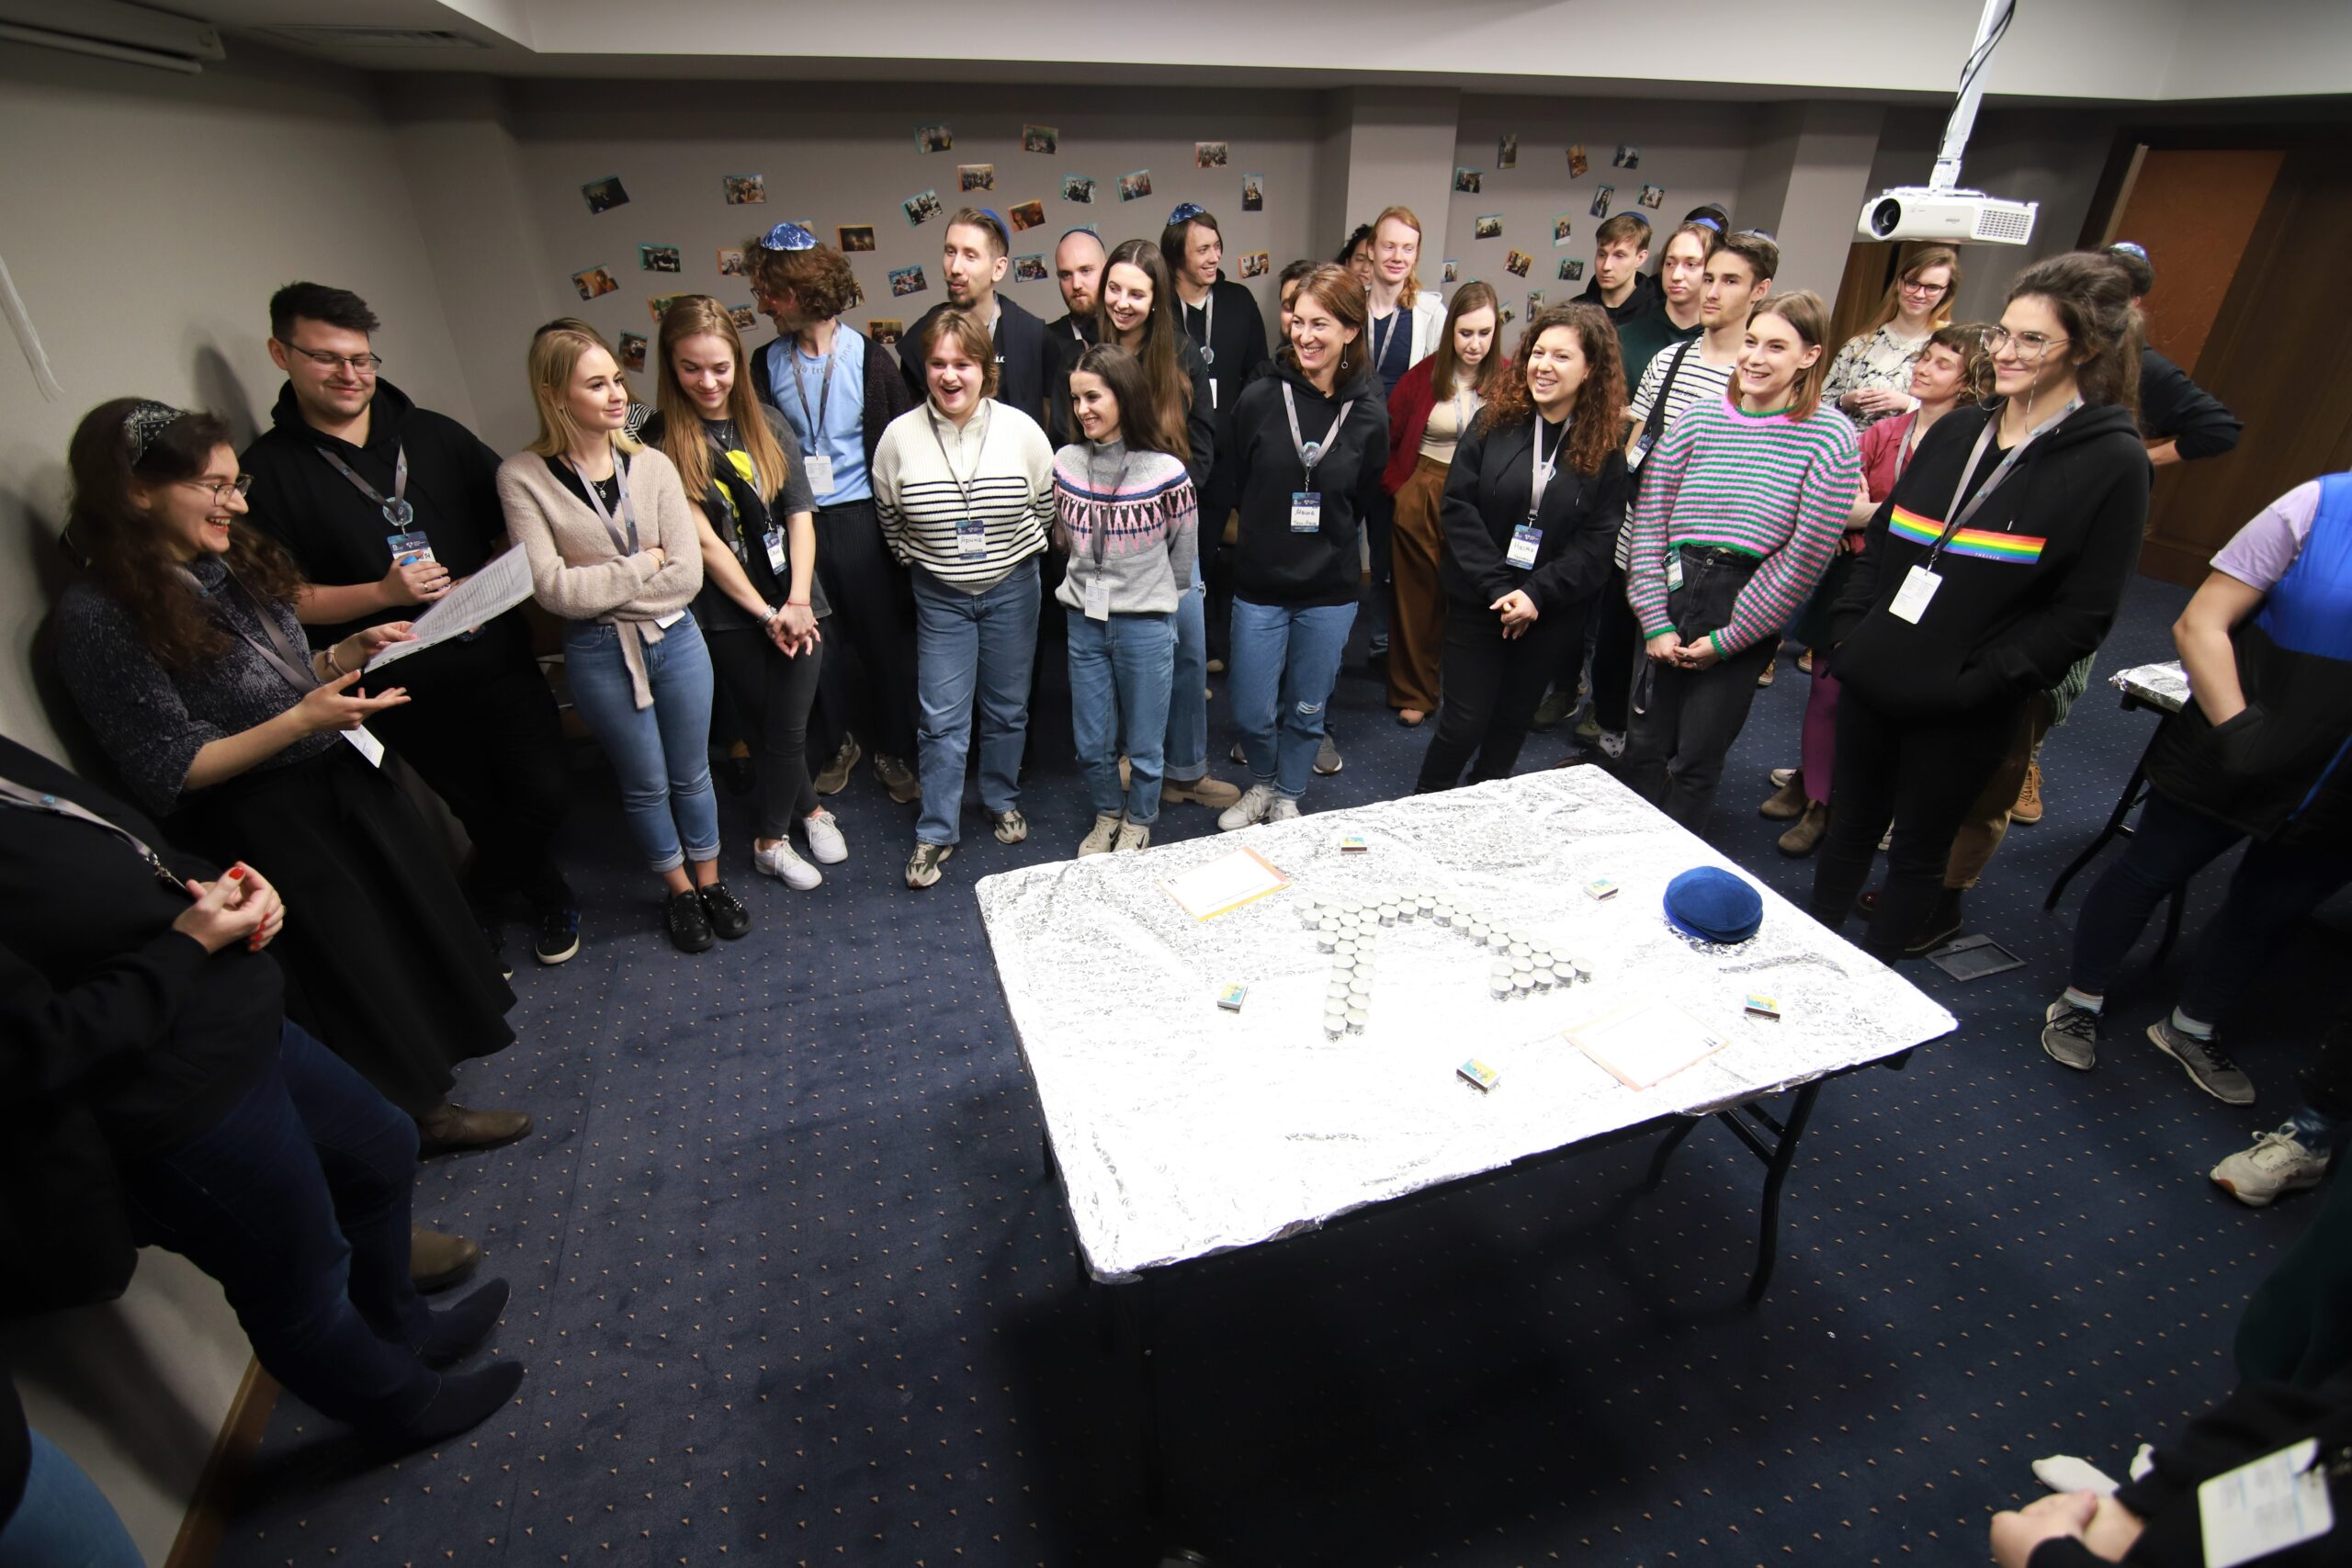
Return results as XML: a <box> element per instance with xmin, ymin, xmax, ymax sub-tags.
<box><xmin>1163</xmin><ymin>560</ymin><xmax>1209</xmax><ymax>784</ymax></box>
<box><xmin>1069</xmin><ymin>610</ymin><xmax>1175</xmax><ymax>823</ymax></box>
<box><xmin>0</xmin><ymin>1432</ymin><xmax>142</xmax><ymax>1568</ymax></box>
<box><xmin>1228</xmin><ymin>597</ymin><xmax>1356</xmax><ymax>801</ymax></box>
<box><xmin>564</xmin><ymin>614</ymin><xmax>719</xmax><ymax>874</ymax></box>
<box><xmin>910</xmin><ymin>560</ymin><xmax>1039</xmax><ymax>846</ymax></box>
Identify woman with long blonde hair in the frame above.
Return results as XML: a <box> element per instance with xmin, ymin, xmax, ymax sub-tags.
<box><xmin>1824</xmin><ymin>245</ymin><xmax>1960</xmax><ymax>427</ymax></box>
<box><xmin>495</xmin><ymin>323</ymin><xmax>740</xmax><ymax>953</ymax></box>
<box><xmin>646</xmin><ymin>295</ymin><xmax>842</xmax><ymax>891</ymax></box>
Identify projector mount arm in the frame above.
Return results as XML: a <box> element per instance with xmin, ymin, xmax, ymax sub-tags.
<box><xmin>1930</xmin><ymin>0</ymin><xmax>2018</xmax><ymax>194</ymax></box>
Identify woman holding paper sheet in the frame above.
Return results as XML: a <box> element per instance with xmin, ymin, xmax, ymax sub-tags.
<box><xmin>51</xmin><ymin>397</ymin><xmax>529</xmax><ymax>1151</ymax></box>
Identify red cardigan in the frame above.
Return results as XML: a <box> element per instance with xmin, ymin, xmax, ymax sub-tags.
<box><xmin>1382</xmin><ymin>355</ymin><xmax>1510</xmax><ymax>494</ymax></box>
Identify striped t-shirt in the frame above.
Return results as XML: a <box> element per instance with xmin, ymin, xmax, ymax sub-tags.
<box><xmin>1623</xmin><ymin>394</ymin><xmax>1861</xmax><ymax>656</ymax></box>
<box><xmin>872</xmin><ymin>402</ymin><xmax>1055</xmax><ymax>593</ymax></box>
<box><xmin>1616</xmin><ymin>338</ymin><xmax>1738</xmax><ymax>567</ymax></box>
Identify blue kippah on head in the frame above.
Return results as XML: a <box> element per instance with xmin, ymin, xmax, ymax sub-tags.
<box><xmin>758</xmin><ymin>221</ymin><xmax>817</xmax><ymax>252</ymax></box>
<box><xmin>1662</xmin><ymin>867</ymin><xmax>1764</xmax><ymax>945</ymax></box>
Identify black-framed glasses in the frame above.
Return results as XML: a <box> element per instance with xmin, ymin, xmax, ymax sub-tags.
<box><xmin>182</xmin><ymin>474</ymin><xmax>254</xmax><ymax>502</ymax></box>
<box><xmin>277</xmin><ymin>341</ymin><xmax>382</xmax><ymax>375</ymax></box>
<box><xmin>1984</xmin><ymin>327</ymin><xmax>2069</xmax><ymax>357</ymax></box>
<box><xmin>1899</xmin><ymin>278</ymin><xmax>1949</xmax><ymax>296</ymax></box>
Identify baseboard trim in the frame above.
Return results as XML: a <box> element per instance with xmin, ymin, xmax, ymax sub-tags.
<box><xmin>164</xmin><ymin>1358</ymin><xmax>277</xmax><ymax>1568</ymax></box>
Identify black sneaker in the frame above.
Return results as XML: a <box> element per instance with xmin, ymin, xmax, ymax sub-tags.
<box><xmin>664</xmin><ymin>888</ymin><xmax>714</xmax><ymax>953</ymax></box>
<box><xmin>533</xmin><ymin>908</ymin><xmax>581</xmax><ymax>965</ymax></box>
<box><xmin>699</xmin><ymin>882</ymin><xmax>752</xmax><ymax>941</ymax></box>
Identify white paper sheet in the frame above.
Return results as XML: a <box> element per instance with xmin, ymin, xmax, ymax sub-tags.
<box><xmin>1567</xmin><ymin>997</ymin><xmax>1732</xmax><ymax>1090</ymax></box>
<box><xmin>1159</xmin><ymin>845</ymin><xmax>1291</xmax><ymax>920</ymax></box>
<box><xmin>364</xmin><ymin>546</ymin><xmax>535</xmax><ymax>671</ymax></box>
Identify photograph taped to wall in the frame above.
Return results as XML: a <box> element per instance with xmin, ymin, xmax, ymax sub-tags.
<box><xmin>728</xmin><ymin>303</ymin><xmax>756</xmax><ymax>331</ymax></box>
<box><xmin>1504</xmin><ymin>249</ymin><xmax>1533</xmax><ymax>278</ymax></box>
<box><xmin>1012</xmin><ymin>254</ymin><xmax>1048</xmax><ymax>283</ymax></box>
<box><xmin>1023</xmin><ymin>124</ymin><xmax>1057</xmax><ymax>154</ymax></box>
<box><xmin>647</xmin><ymin>294</ymin><xmax>687</xmax><ymax>322</ymax></box>
<box><xmin>716</xmin><ymin>248</ymin><xmax>748</xmax><ymax>276</ymax></box>
<box><xmin>617</xmin><ymin>332</ymin><xmax>647</xmax><ymax>372</ymax></box>
<box><xmin>888</xmin><ymin>265</ymin><xmax>929</xmax><ymax>299</ymax></box>
<box><xmin>1195</xmin><ymin>141</ymin><xmax>1228</xmax><ymax>169</ymax></box>
<box><xmin>1589</xmin><ymin>184</ymin><xmax>1614</xmax><ymax>219</ymax></box>
<box><xmin>571</xmin><ymin>265</ymin><xmax>618</xmax><ymax>301</ymax></box>
<box><xmin>1118</xmin><ymin>169</ymin><xmax>1152</xmax><ymax>201</ymax></box>
<box><xmin>959</xmin><ymin>163</ymin><xmax>995</xmax><ymax>192</ymax></box>
<box><xmin>1566</xmin><ymin>144</ymin><xmax>1589</xmax><ymax>179</ymax></box>
<box><xmin>1238</xmin><ymin>250</ymin><xmax>1270</xmax><ymax>279</ymax></box>
<box><xmin>639</xmin><ymin>243</ymin><xmax>682</xmax><ymax>274</ymax></box>
<box><xmin>869</xmin><ymin>318</ymin><xmax>903</xmax><ymax>345</ymax></box>
<box><xmin>1007</xmin><ymin>199</ymin><xmax>1046</xmax><ymax>231</ymax></box>
<box><xmin>722</xmin><ymin>175</ymin><xmax>766</xmax><ymax>205</ymax></box>
<box><xmin>904</xmin><ymin>187</ymin><xmax>944</xmax><ymax>226</ymax></box>
<box><xmin>1613</xmin><ymin>144</ymin><xmax>1640</xmax><ymax>169</ymax></box>
<box><xmin>1526</xmin><ymin>290</ymin><xmax>1544</xmax><ymax>313</ymax></box>
<box><xmin>1442</xmin><ymin>258</ymin><xmax>1460</xmax><ymax>283</ymax></box>
<box><xmin>1552</xmin><ymin>214</ymin><xmax>1574</xmax><ymax>248</ymax></box>
<box><xmin>917</xmin><ymin>123</ymin><xmax>953</xmax><ymax>153</ymax></box>
<box><xmin>1498</xmin><ymin>304</ymin><xmax>1516</xmax><ymax>324</ymax></box>
<box><xmin>839</xmin><ymin>224</ymin><xmax>876</xmax><ymax>253</ymax></box>
<box><xmin>1061</xmin><ymin>174</ymin><xmax>1097</xmax><ymax>204</ymax></box>
<box><xmin>1557</xmin><ymin>257</ymin><xmax>1585</xmax><ymax>281</ymax></box>
<box><xmin>1498</xmin><ymin>134</ymin><xmax>1519</xmax><ymax>171</ymax></box>
<box><xmin>1453</xmin><ymin>166</ymin><xmax>1482</xmax><ymax>195</ymax></box>
<box><xmin>1473</xmin><ymin>213</ymin><xmax>1502</xmax><ymax>240</ymax></box>
<box><xmin>1241</xmin><ymin>174</ymin><xmax>1263</xmax><ymax>212</ymax></box>
<box><xmin>1637</xmin><ymin>183</ymin><xmax>1666</xmax><ymax>210</ymax></box>
<box><xmin>582</xmin><ymin>175</ymin><xmax>629</xmax><ymax>214</ymax></box>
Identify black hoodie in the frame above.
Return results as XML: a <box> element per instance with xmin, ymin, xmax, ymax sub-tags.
<box><xmin>240</xmin><ymin>379</ymin><xmax>521</xmax><ymax>689</ymax></box>
<box><xmin>1578</xmin><ymin>270</ymin><xmax>1664</xmax><ymax>329</ymax></box>
<box><xmin>1226</xmin><ymin>361</ymin><xmax>1389</xmax><ymax>607</ymax></box>
<box><xmin>1831</xmin><ymin>400</ymin><xmax>2149</xmax><ymax>717</ymax></box>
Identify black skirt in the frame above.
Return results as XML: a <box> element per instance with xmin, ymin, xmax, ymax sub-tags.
<box><xmin>169</xmin><ymin>743</ymin><xmax>516</xmax><ymax>1117</ymax></box>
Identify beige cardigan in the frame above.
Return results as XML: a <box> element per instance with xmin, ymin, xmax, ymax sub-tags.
<box><xmin>496</xmin><ymin>444</ymin><xmax>704</xmax><ymax>707</ymax></box>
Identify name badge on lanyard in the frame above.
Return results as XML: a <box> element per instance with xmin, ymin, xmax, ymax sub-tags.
<box><xmin>801</xmin><ymin>452</ymin><xmax>835</xmax><ymax>496</ymax></box>
<box><xmin>1507</xmin><ymin>525</ymin><xmax>1542</xmax><ymax>569</ymax></box>
<box><xmin>1289</xmin><ymin>492</ymin><xmax>1322</xmax><ymax>533</ymax></box>
<box><xmin>1666</xmin><ymin>549</ymin><xmax>1685</xmax><ymax>592</ymax></box>
<box><xmin>788</xmin><ymin>342</ymin><xmax>841</xmax><ymax>499</ymax></box>
<box><xmin>763</xmin><ymin>527</ymin><xmax>786</xmax><ymax>575</ymax></box>
<box><xmin>956</xmin><ymin>517</ymin><xmax>989</xmax><ymax>558</ymax></box>
<box><xmin>1514</xmin><ymin>418</ymin><xmax>1565</xmax><ymax>570</ymax></box>
<box><xmin>1890</xmin><ymin>564</ymin><xmax>1940</xmax><ymax>624</ymax></box>
<box><xmin>1082</xmin><ymin>576</ymin><xmax>1112</xmax><ymax>621</ymax></box>
<box><xmin>1281</xmin><ymin>382</ymin><xmax>1353</xmax><ymax>537</ymax></box>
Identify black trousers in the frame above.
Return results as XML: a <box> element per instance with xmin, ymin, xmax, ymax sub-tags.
<box><xmin>1417</xmin><ymin>597</ymin><xmax>1585</xmax><ymax>792</ymax></box>
<box><xmin>1805</xmin><ymin>688</ymin><xmax>2020</xmax><ymax>962</ymax></box>
<box><xmin>703</xmin><ymin>624</ymin><xmax>824</xmax><ymax>840</ymax></box>
<box><xmin>809</xmin><ymin>500</ymin><xmax>919</xmax><ymax>763</ymax></box>
<box><xmin>368</xmin><ymin>652</ymin><xmax>572</xmax><ymax>914</ymax></box>
<box><xmin>1616</xmin><ymin>547</ymin><xmax>1772</xmax><ymax>830</ymax></box>
<box><xmin>1561</xmin><ymin>563</ymin><xmax>1639</xmax><ymax>734</ymax></box>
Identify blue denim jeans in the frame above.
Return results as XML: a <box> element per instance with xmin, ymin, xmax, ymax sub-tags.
<box><xmin>1069</xmin><ymin>610</ymin><xmax>1175</xmax><ymax>823</ymax></box>
<box><xmin>0</xmin><ymin>1433</ymin><xmax>143</xmax><ymax>1568</ymax></box>
<box><xmin>1164</xmin><ymin>561</ymin><xmax>1209</xmax><ymax>784</ymax></box>
<box><xmin>564</xmin><ymin>614</ymin><xmax>719</xmax><ymax>874</ymax></box>
<box><xmin>1228</xmin><ymin>597</ymin><xmax>1356</xmax><ymax>801</ymax></box>
<box><xmin>118</xmin><ymin>1021</ymin><xmax>439</xmax><ymax>1432</ymax></box>
<box><xmin>910</xmin><ymin>560</ymin><xmax>1039</xmax><ymax>845</ymax></box>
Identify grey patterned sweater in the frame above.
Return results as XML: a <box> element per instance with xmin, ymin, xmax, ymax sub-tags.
<box><xmin>52</xmin><ymin>558</ymin><xmax>337</xmax><ymax>817</ymax></box>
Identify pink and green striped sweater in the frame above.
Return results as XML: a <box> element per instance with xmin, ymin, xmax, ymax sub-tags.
<box><xmin>1623</xmin><ymin>394</ymin><xmax>1861</xmax><ymax>655</ymax></box>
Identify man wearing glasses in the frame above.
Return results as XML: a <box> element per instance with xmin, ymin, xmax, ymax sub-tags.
<box><xmin>241</xmin><ymin>282</ymin><xmax>579</xmax><ymax>974</ymax></box>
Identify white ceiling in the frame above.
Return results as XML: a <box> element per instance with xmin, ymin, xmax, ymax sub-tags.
<box><xmin>46</xmin><ymin>0</ymin><xmax>2352</xmax><ymax>105</ymax></box>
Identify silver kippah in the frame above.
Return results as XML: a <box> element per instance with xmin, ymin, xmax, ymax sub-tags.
<box><xmin>123</xmin><ymin>400</ymin><xmax>187</xmax><ymax>464</ymax></box>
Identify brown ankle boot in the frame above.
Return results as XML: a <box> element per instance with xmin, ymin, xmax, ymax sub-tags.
<box><xmin>1758</xmin><ymin>772</ymin><xmax>1807</xmax><ymax>820</ymax></box>
<box><xmin>411</xmin><ymin>1225</ymin><xmax>482</xmax><ymax>1293</ymax></box>
<box><xmin>417</xmin><ymin>1101</ymin><xmax>533</xmax><ymax>1156</ymax></box>
<box><xmin>1777</xmin><ymin>799</ymin><xmax>1829</xmax><ymax>857</ymax></box>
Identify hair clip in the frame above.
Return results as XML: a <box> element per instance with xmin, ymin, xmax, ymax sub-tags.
<box><xmin>758</xmin><ymin>221</ymin><xmax>818</xmax><ymax>252</ymax></box>
<box><xmin>1166</xmin><ymin>202</ymin><xmax>1207</xmax><ymax>226</ymax></box>
<box><xmin>123</xmin><ymin>401</ymin><xmax>187</xmax><ymax>464</ymax></box>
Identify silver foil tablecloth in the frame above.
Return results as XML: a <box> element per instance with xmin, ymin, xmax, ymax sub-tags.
<box><xmin>975</xmin><ymin>768</ymin><xmax>1957</xmax><ymax>1281</ymax></box>
<box><xmin>2110</xmin><ymin>660</ymin><xmax>2189</xmax><ymax>714</ymax></box>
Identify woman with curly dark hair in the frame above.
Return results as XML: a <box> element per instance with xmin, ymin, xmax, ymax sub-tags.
<box><xmin>1415</xmin><ymin>304</ymin><xmax>1629</xmax><ymax>791</ymax></box>
<box><xmin>51</xmin><ymin>399</ymin><xmax>527</xmax><ymax>1153</ymax></box>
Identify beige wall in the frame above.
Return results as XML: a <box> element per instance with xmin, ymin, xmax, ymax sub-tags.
<box><xmin>0</xmin><ymin>35</ymin><xmax>475</xmax><ymax>1564</ymax></box>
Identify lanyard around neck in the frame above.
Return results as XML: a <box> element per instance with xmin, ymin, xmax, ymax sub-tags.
<box><xmin>179</xmin><ymin>565</ymin><xmax>317</xmax><ymax>694</ymax></box>
<box><xmin>1281</xmin><ymin>382</ymin><xmax>1354</xmax><ymax>486</ymax></box>
<box><xmin>0</xmin><ymin>776</ymin><xmax>185</xmax><ymax>892</ymax></box>
<box><xmin>787</xmin><ymin>342</ymin><xmax>834</xmax><ymax>452</ymax></box>
<box><xmin>569</xmin><ymin>447</ymin><xmax>639</xmax><ymax>556</ymax></box>
<box><xmin>1183</xmin><ymin>288</ymin><xmax>1216</xmax><ymax>366</ymax></box>
<box><xmin>1924</xmin><ymin>398</ymin><xmax>2080</xmax><ymax>570</ymax></box>
<box><xmin>1085</xmin><ymin>442</ymin><xmax>1130</xmax><ymax>568</ymax></box>
<box><xmin>926</xmin><ymin>402</ymin><xmax>994</xmax><ymax>518</ymax></box>
<box><xmin>1369</xmin><ymin>307</ymin><xmax>1401</xmax><ymax>370</ymax></box>
<box><xmin>318</xmin><ymin>444</ymin><xmax>412</xmax><ymax>528</ymax></box>
<box><xmin>1530</xmin><ymin>417</ymin><xmax>1567</xmax><ymax>516</ymax></box>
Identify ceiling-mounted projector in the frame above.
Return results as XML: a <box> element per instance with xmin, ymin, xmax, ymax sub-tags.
<box><xmin>1854</xmin><ymin>0</ymin><xmax>2039</xmax><ymax>247</ymax></box>
<box><xmin>1859</xmin><ymin>187</ymin><xmax>2039</xmax><ymax>245</ymax></box>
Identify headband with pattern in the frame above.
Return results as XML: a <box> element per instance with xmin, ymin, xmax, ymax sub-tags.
<box><xmin>123</xmin><ymin>401</ymin><xmax>187</xmax><ymax>464</ymax></box>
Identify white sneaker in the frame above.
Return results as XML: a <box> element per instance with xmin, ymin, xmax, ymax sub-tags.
<box><xmin>1598</xmin><ymin>729</ymin><xmax>1626</xmax><ymax>760</ymax></box>
<box><xmin>1217</xmin><ymin>782</ymin><xmax>1277</xmax><ymax>831</ymax></box>
<box><xmin>1078</xmin><ymin>812</ymin><xmax>1122</xmax><ymax>857</ymax></box>
<box><xmin>2210</xmin><ymin>1125</ymin><xmax>2331</xmax><ymax>1207</ymax></box>
<box><xmin>802</xmin><ymin>807</ymin><xmax>848</xmax><ymax>864</ymax></box>
<box><xmin>1264</xmin><ymin>796</ymin><xmax>1301</xmax><ymax>823</ymax></box>
<box><xmin>754</xmin><ymin>837</ymin><xmax>822</xmax><ymax>889</ymax></box>
<box><xmin>2032</xmin><ymin>1455</ymin><xmax>2120</xmax><ymax>1495</ymax></box>
<box><xmin>1114</xmin><ymin>821</ymin><xmax>1151</xmax><ymax>852</ymax></box>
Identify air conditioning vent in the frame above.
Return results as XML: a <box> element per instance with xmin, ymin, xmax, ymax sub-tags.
<box><xmin>258</xmin><ymin>26</ymin><xmax>490</xmax><ymax>50</ymax></box>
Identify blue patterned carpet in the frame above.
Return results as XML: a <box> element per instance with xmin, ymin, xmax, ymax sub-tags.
<box><xmin>217</xmin><ymin>570</ymin><xmax>2343</xmax><ymax>1567</ymax></box>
